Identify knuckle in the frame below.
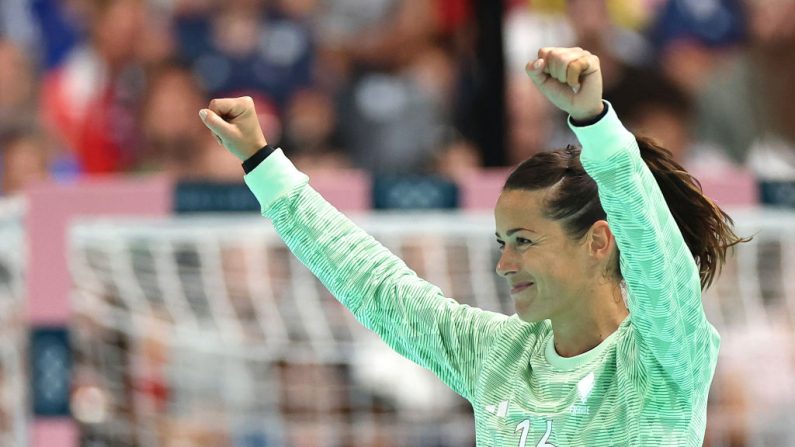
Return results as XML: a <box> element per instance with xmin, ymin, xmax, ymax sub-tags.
<box><xmin>567</xmin><ymin>66</ymin><xmax>578</xmax><ymax>77</ymax></box>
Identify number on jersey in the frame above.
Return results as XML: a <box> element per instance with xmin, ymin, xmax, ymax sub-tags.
<box><xmin>515</xmin><ymin>419</ymin><xmax>555</xmax><ymax>447</ymax></box>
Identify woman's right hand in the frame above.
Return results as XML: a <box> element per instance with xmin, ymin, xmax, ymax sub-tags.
<box><xmin>199</xmin><ymin>96</ymin><xmax>268</xmax><ymax>161</ymax></box>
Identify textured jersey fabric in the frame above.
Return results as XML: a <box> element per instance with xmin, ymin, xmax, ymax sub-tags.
<box><xmin>243</xmin><ymin>104</ymin><xmax>720</xmax><ymax>446</ymax></box>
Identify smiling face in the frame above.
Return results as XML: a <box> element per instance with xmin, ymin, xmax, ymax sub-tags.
<box><xmin>495</xmin><ymin>188</ymin><xmax>595</xmax><ymax>323</ymax></box>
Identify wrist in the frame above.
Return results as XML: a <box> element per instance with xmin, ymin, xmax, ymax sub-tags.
<box><xmin>242</xmin><ymin>146</ymin><xmax>264</xmax><ymax>161</ymax></box>
<box><xmin>570</xmin><ymin>101</ymin><xmax>607</xmax><ymax>126</ymax></box>
<box><xmin>570</xmin><ymin>102</ymin><xmax>606</xmax><ymax>123</ymax></box>
<box><xmin>235</xmin><ymin>136</ymin><xmax>268</xmax><ymax>161</ymax></box>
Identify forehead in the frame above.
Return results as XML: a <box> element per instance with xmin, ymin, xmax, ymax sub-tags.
<box><xmin>494</xmin><ymin>189</ymin><xmax>551</xmax><ymax>229</ymax></box>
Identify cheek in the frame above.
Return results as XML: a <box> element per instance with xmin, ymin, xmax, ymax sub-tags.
<box><xmin>526</xmin><ymin>250</ymin><xmax>576</xmax><ymax>288</ymax></box>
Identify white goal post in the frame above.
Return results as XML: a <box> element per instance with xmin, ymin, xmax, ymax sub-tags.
<box><xmin>0</xmin><ymin>197</ymin><xmax>28</xmax><ymax>447</ymax></box>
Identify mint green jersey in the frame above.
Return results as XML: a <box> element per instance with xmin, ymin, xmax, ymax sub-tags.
<box><xmin>243</xmin><ymin>104</ymin><xmax>720</xmax><ymax>446</ymax></box>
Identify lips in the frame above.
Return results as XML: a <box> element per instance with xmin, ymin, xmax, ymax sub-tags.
<box><xmin>510</xmin><ymin>282</ymin><xmax>534</xmax><ymax>294</ymax></box>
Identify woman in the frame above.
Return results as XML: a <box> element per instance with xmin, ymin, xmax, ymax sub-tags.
<box><xmin>199</xmin><ymin>47</ymin><xmax>745</xmax><ymax>446</ymax></box>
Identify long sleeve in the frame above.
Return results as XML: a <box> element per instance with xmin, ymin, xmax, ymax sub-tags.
<box><xmin>569</xmin><ymin>103</ymin><xmax>720</xmax><ymax>394</ymax></box>
<box><xmin>243</xmin><ymin>149</ymin><xmax>510</xmax><ymax>401</ymax></box>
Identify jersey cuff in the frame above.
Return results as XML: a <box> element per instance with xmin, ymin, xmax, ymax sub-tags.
<box><xmin>243</xmin><ymin>148</ymin><xmax>309</xmax><ymax>215</ymax></box>
<box><xmin>242</xmin><ymin>145</ymin><xmax>276</xmax><ymax>173</ymax></box>
<box><xmin>567</xmin><ymin>100</ymin><xmax>636</xmax><ymax>163</ymax></box>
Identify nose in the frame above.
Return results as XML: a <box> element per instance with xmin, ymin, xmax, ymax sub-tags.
<box><xmin>496</xmin><ymin>246</ymin><xmax>520</xmax><ymax>278</ymax></box>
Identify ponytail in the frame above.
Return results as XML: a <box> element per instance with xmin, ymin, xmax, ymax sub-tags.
<box><xmin>634</xmin><ymin>135</ymin><xmax>750</xmax><ymax>289</ymax></box>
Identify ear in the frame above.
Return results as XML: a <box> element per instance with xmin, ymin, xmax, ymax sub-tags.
<box><xmin>586</xmin><ymin>220</ymin><xmax>614</xmax><ymax>261</ymax></box>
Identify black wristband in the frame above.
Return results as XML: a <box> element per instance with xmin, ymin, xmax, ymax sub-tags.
<box><xmin>569</xmin><ymin>101</ymin><xmax>610</xmax><ymax>127</ymax></box>
<box><xmin>242</xmin><ymin>145</ymin><xmax>276</xmax><ymax>174</ymax></box>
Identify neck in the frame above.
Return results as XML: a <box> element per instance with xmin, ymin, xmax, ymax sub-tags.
<box><xmin>550</xmin><ymin>281</ymin><xmax>628</xmax><ymax>358</ymax></box>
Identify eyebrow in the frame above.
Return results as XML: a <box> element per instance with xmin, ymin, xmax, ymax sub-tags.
<box><xmin>495</xmin><ymin>228</ymin><xmax>537</xmax><ymax>238</ymax></box>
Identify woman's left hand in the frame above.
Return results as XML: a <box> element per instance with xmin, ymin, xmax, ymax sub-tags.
<box><xmin>525</xmin><ymin>47</ymin><xmax>604</xmax><ymax>122</ymax></box>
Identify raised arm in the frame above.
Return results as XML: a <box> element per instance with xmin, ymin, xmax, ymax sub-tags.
<box><xmin>198</xmin><ymin>97</ymin><xmax>513</xmax><ymax>401</ymax></box>
<box><xmin>527</xmin><ymin>48</ymin><xmax>720</xmax><ymax>390</ymax></box>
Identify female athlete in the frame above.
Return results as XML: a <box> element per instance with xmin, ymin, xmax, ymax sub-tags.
<box><xmin>199</xmin><ymin>47</ymin><xmax>746</xmax><ymax>446</ymax></box>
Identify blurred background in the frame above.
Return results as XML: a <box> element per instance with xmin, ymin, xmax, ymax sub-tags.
<box><xmin>1</xmin><ymin>0</ymin><xmax>795</xmax><ymax>445</ymax></box>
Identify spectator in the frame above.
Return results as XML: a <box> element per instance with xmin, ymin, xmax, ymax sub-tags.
<box><xmin>138</xmin><ymin>62</ymin><xmax>247</xmax><ymax>180</ymax></box>
<box><xmin>0</xmin><ymin>126</ymin><xmax>52</xmax><ymax>194</ymax></box>
<box><xmin>138</xmin><ymin>63</ymin><xmax>210</xmax><ymax>177</ymax></box>
<box><xmin>432</xmin><ymin>131</ymin><xmax>481</xmax><ymax>184</ymax></box>
<box><xmin>504</xmin><ymin>74</ymin><xmax>554</xmax><ymax>164</ymax></box>
<box><xmin>606</xmin><ymin>67</ymin><xmax>693</xmax><ymax>163</ymax></box>
<box><xmin>319</xmin><ymin>0</ymin><xmax>461</xmax><ymax>173</ymax></box>
<box><xmin>136</xmin><ymin>2</ymin><xmax>178</xmax><ymax>69</ymax></box>
<box><xmin>649</xmin><ymin>0</ymin><xmax>745</xmax><ymax>96</ymax></box>
<box><xmin>0</xmin><ymin>39</ymin><xmax>38</xmax><ymax>130</ymax></box>
<box><xmin>41</xmin><ymin>0</ymin><xmax>148</xmax><ymax>174</ymax></box>
<box><xmin>336</xmin><ymin>45</ymin><xmax>455</xmax><ymax>173</ymax></box>
<box><xmin>279</xmin><ymin>88</ymin><xmax>352</xmax><ymax>173</ymax></box>
<box><xmin>174</xmin><ymin>0</ymin><xmax>314</xmax><ymax>108</ymax></box>
<box><xmin>0</xmin><ymin>0</ymin><xmax>40</xmax><ymax>52</ymax></box>
<box><xmin>696</xmin><ymin>0</ymin><xmax>795</xmax><ymax>179</ymax></box>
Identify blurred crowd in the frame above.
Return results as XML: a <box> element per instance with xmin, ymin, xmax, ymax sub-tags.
<box><xmin>1</xmin><ymin>0</ymin><xmax>795</xmax><ymax>196</ymax></box>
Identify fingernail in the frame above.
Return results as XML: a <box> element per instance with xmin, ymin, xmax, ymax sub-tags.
<box><xmin>199</xmin><ymin>109</ymin><xmax>208</xmax><ymax>120</ymax></box>
<box><xmin>572</xmin><ymin>85</ymin><xmax>580</xmax><ymax>94</ymax></box>
<box><xmin>534</xmin><ymin>59</ymin><xmax>543</xmax><ymax>70</ymax></box>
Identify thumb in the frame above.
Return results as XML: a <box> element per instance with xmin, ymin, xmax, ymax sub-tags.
<box><xmin>199</xmin><ymin>108</ymin><xmax>232</xmax><ymax>136</ymax></box>
<box><xmin>525</xmin><ymin>58</ymin><xmax>549</xmax><ymax>87</ymax></box>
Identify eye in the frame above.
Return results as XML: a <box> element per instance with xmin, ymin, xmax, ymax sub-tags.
<box><xmin>496</xmin><ymin>240</ymin><xmax>505</xmax><ymax>251</ymax></box>
<box><xmin>516</xmin><ymin>237</ymin><xmax>533</xmax><ymax>246</ymax></box>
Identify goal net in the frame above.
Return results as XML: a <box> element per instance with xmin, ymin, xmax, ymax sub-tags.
<box><xmin>0</xmin><ymin>198</ymin><xmax>28</xmax><ymax>447</ymax></box>
<box><xmin>68</xmin><ymin>208</ymin><xmax>795</xmax><ymax>446</ymax></box>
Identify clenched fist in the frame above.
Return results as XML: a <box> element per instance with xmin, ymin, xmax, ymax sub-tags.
<box><xmin>199</xmin><ymin>96</ymin><xmax>268</xmax><ymax>161</ymax></box>
<box><xmin>526</xmin><ymin>47</ymin><xmax>604</xmax><ymax>122</ymax></box>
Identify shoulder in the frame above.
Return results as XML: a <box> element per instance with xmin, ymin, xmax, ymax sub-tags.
<box><xmin>489</xmin><ymin>316</ymin><xmax>551</xmax><ymax>355</ymax></box>
<box><xmin>503</xmin><ymin>315</ymin><xmax>551</xmax><ymax>335</ymax></box>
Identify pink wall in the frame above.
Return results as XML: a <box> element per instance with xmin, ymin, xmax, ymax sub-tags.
<box><xmin>459</xmin><ymin>168</ymin><xmax>512</xmax><ymax>210</ymax></box>
<box><xmin>690</xmin><ymin>165</ymin><xmax>759</xmax><ymax>207</ymax></box>
<box><xmin>307</xmin><ymin>169</ymin><xmax>371</xmax><ymax>211</ymax></box>
<box><xmin>26</xmin><ymin>176</ymin><xmax>172</xmax><ymax>324</ymax></box>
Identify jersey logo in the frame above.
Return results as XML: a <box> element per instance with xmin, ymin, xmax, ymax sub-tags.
<box><xmin>485</xmin><ymin>400</ymin><xmax>509</xmax><ymax>417</ymax></box>
<box><xmin>570</xmin><ymin>372</ymin><xmax>594</xmax><ymax>415</ymax></box>
<box><xmin>576</xmin><ymin>372</ymin><xmax>595</xmax><ymax>403</ymax></box>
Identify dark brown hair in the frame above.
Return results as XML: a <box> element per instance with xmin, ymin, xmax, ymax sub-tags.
<box><xmin>503</xmin><ymin>135</ymin><xmax>750</xmax><ymax>290</ymax></box>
